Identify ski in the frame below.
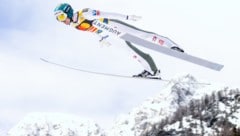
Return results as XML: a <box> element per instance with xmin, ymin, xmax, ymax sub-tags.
<box><xmin>40</xmin><ymin>58</ymin><xmax>163</xmax><ymax>81</ymax></box>
<box><xmin>121</xmin><ymin>34</ymin><xmax>224</xmax><ymax>71</ymax></box>
<box><xmin>40</xmin><ymin>58</ymin><xmax>211</xmax><ymax>85</ymax></box>
<box><xmin>92</xmin><ymin>20</ymin><xmax>224</xmax><ymax>71</ymax></box>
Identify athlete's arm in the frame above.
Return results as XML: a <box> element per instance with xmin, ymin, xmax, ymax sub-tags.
<box><xmin>82</xmin><ymin>8</ymin><xmax>141</xmax><ymax>21</ymax></box>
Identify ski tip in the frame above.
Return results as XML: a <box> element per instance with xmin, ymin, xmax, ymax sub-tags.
<box><xmin>217</xmin><ymin>65</ymin><xmax>224</xmax><ymax>71</ymax></box>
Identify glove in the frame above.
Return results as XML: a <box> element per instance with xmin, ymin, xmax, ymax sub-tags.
<box><xmin>99</xmin><ymin>35</ymin><xmax>111</xmax><ymax>47</ymax></box>
<box><xmin>126</xmin><ymin>15</ymin><xmax>142</xmax><ymax>21</ymax></box>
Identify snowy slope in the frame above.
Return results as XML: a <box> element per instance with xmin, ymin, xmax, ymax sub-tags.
<box><xmin>8</xmin><ymin>75</ymin><xmax>240</xmax><ymax>136</ymax></box>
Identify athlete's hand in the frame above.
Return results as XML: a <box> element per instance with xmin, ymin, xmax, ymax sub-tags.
<box><xmin>127</xmin><ymin>15</ymin><xmax>142</xmax><ymax>21</ymax></box>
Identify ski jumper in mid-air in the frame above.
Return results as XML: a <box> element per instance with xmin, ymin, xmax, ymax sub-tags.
<box><xmin>54</xmin><ymin>3</ymin><xmax>184</xmax><ymax>78</ymax></box>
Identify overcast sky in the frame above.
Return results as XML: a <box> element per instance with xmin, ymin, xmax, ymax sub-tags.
<box><xmin>1</xmin><ymin>0</ymin><xmax>240</xmax><ymax>131</ymax></box>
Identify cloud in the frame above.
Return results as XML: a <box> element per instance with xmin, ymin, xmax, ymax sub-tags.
<box><xmin>0</xmin><ymin>1</ymin><xmax>35</xmax><ymax>30</ymax></box>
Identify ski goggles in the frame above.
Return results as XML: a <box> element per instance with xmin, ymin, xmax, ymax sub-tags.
<box><xmin>55</xmin><ymin>11</ymin><xmax>68</xmax><ymax>22</ymax></box>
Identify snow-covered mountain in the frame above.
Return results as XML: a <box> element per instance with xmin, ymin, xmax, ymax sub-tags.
<box><xmin>8</xmin><ymin>113</ymin><xmax>104</xmax><ymax>136</ymax></box>
<box><xmin>107</xmin><ymin>74</ymin><xmax>204</xmax><ymax>136</ymax></box>
<box><xmin>145</xmin><ymin>88</ymin><xmax>240</xmax><ymax>136</ymax></box>
<box><xmin>8</xmin><ymin>75</ymin><xmax>240</xmax><ymax>136</ymax></box>
<box><xmin>156</xmin><ymin>87</ymin><xmax>240</xmax><ymax>136</ymax></box>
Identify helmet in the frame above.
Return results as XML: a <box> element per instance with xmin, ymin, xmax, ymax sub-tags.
<box><xmin>54</xmin><ymin>3</ymin><xmax>74</xmax><ymax>21</ymax></box>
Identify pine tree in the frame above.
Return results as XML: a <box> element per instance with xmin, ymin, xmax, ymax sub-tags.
<box><xmin>237</xmin><ymin>127</ymin><xmax>240</xmax><ymax>136</ymax></box>
<box><xmin>217</xmin><ymin>91</ymin><xmax>223</xmax><ymax>101</ymax></box>
<box><xmin>204</xmin><ymin>94</ymin><xmax>210</xmax><ymax>108</ymax></box>
<box><xmin>189</xmin><ymin>100</ymin><xmax>196</xmax><ymax>117</ymax></box>
<box><xmin>196</xmin><ymin>100</ymin><xmax>205</xmax><ymax>136</ymax></box>
<box><xmin>232</xmin><ymin>127</ymin><xmax>240</xmax><ymax>136</ymax></box>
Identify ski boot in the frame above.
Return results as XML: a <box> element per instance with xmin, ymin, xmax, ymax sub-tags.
<box><xmin>171</xmin><ymin>46</ymin><xmax>184</xmax><ymax>53</ymax></box>
<box><xmin>133</xmin><ymin>70</ymin><xmax>161</xmax><ymax>79</ymax></box>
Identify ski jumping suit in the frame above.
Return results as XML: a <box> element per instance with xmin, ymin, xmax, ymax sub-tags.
<box><xmin>70</xmin><ymin>8</ymin><xmax>179</xmax><ymax>74</ymax></box>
